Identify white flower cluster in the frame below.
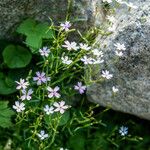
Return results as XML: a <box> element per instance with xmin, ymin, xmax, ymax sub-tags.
<box><xmin>61</xmin><ymin>38</ymin><xmax>105</xmax><ymax>66</ymax></box>
<box><xmin>13</xmin><ymin>73</ymin><xmax>87</xmax><ymax>113</ymax></box>
<box><xmin>114</xmin><ymin>42</ymin><xmax>126</xmax><ymax>57</ymax></box>
<box><xmin>13</xmin><ymin>78</ymin><xmax>30</xmax><ymax>112</ymax></box>
<box><xmin>106</xmin><ymin>15</ymin><xmax>117</xmax><ymax>32</ymax></box>
<box><xmin>44</xmin><ymin>101</ymin><xmax>69</xmax><ymax>115</ymax></box>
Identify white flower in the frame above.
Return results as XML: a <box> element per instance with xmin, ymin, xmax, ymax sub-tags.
<box><xmin>39</xmin><ymin>47</ymin><xmax>50</xmax><ymax>57</ymax></box>
<box><xmin>106</xmin><ymin>15</ymin><xmax>116</xmax><ymax>23</ymax></box>
<box><xmin>15</xmin><ymin>78</ymin><xmax>29</xmax><ymax>90</ymax></box>
<box><xmin>43</xmin><ymin>105</ymin><xmax>54</xmax><ymax>115</ymax></box>
<box><xmin>126</xmin><ymin>2</ymin><xmax>138</xmax><ymax>9</ymax></box>
<box><xmin>114</xmin><ymin>43</ymin><xmax>126</xmax><ymax>51</ymax></box>
<box><xmin>102</xmin><ymin>70</ymin><xmax>113</xmax><ymax>79</ymax></box>
<box><xmin>80</xmin><ymin>56</ymin><xmax>93</xmax><ymax>65</ymax></box>
<box><xmin>92</xmin><ymin>58</ymin><xmax>104</xmax><ymax>64</ymax></box>
<box><xmin>13</xmin><ymin>101</ymin><xmax>25</xmax><ymax>112</ymax></box>
<box><xmin>108</xmin><ymin>24</ymin><xmax>117</xmax><ymax>32</ymax></box>
<box><xmin>47</xmin><ymin>86</ymin><xmax>61</xmax><ymax>98</ymax></box>
<box><xmin>115</xmin><ymin>0</ymin><xmax>123</xmax><ymax>4</ymax></box>
<box><xmin>37</xmin><ymin>130</ymin><xmax>48</xmax><ymax>140</ymax></box>
<box><xmin>20</xmin><ymin>89</ymin><xmax>33</xmax><ymax>101</ymax></box>
<box><xmin>53</xmin><ymin>101</ymin><xmax>68</xmax><ymax>114</ymax></box>
<box><xmin>119</xmin><ymin>126</ymin><xmax>128</xmax><ymax>136</ymax></box>
<box><xmin>112</xmin><ymin>86</ymin><xmax>119</xmax><ymax>93</ymax></box>
<box><xmin>92</xmin><ymin>49</ymin><xmax>104</xmax><ymax>57</ymax></box>
<box><xmin>61</xmin><ymin>56</ymin><xmax>72</xmax><ymax>65</ymax></box>
<box><xmin>102</xmin><ymin>0</ymin><xmax>112</xmax><ymax>3</ymax></box>
<box><xmin>115</xmin><ymin>51</ymin><xmax>123</xmax><ymax>57</ymax></box>
<box><xmin>79</xmin><ymin>43</ymin><xmax>91</xmax><ymax>51</ymax></box>
<box><xmin>60</xmin><ymin>21</ymin><xmax>71</xmax><ymax>31</ymax></box>
<box><xmin>62</xmin><ymin>41</ymin><xmax>79</xmax><ymax>51</ymax></box>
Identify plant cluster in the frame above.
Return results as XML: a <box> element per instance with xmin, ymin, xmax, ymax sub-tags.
<box><xmin>0</xmin><ymin>0</ymin><xmax>149</xmax><ymax>150</ymax></box>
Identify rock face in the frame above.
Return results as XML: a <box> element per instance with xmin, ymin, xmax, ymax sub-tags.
<box><xmin>0</xmin><ymin>0</ymin><xmax>103</xmax><ymax>39</ymax></box>
<box><xmin>87</xmin><ymin>0</ymin><xmax>150</xmax><ymax>120</ymax></box>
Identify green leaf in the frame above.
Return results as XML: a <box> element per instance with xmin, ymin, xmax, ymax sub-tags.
<box><xmin>3</xmin><ymin>45</ymin><xmax>32</xmax><ymax>68</ymax></box>
<box><xmin>0</xmin><ymin>101</ymin><xmax>14</xmax><ymax>128</ymax></box>
<box><xmin>59</xmin><ymin>111</ymin><xmax>70</xmax><ymax>126</ymax></box>
<box><xmin>16</xmin><ymin>19</ymin><xmax>36</xmax><ymax>36</ymax></box>
<box><xmin>0</xmin><ymin>72</ymin><xmax>16</xmax><ymax>95</ymax></box>
<box><xmin>35</xmin><ymin>23</ymin><xmax>54</xmax><ymax>39</ymax></box>
<box><xmin>25</xmin><ymin>34</ymin><xmax>42</xmax><ymax>51</ymax></box>
<box><xmin>16</xmin><ymin>19</ymin><xmax>54</xmax><ymax>51</ymax></box>
<box><xmin>68</xmin><ymin>132</ymin><xmax>85</xmax><ymax>150</ymax></box>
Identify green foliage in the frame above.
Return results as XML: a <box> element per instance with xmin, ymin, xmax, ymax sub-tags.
<box><xmin>0</xmin><ymin>72</ymin><xmax>16</xmax><ymax>95</ymax></box>
<box><xmin>0</xmin><ymin>101</ymin><xmax>14</xmax><ymax>128</ymax></box>
<box><xmin>59</xmin><ymin>111</ymin><xmax>70</xmax><ymax>126</ymax></box>
<box><xmin>3</xmin><ymin>45</ymin><xmax>32</xmax><ymax>68</ymax></box>
<box><xmin>68</xmin><ymin>132</ymin><xmax>85</xmax><ymax>150</ymax></box>
<box><xmin>16</xmin><ymin>19</ymin><xmax>54</xmax><ymax>52</ymax></box>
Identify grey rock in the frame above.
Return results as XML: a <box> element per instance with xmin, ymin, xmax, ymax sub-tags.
<box><xmin>0</xmin><ymin>0</ymin><xmax>104</xmax><ymax>39</ymax></box>
<box><xmin>87</xmin><ymin>0</ymin><xmax>150</xmax><ymax>120</ymax></box>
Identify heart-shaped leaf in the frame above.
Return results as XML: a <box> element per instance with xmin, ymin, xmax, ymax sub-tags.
<box><xmin>3</xmin><ymin>45</ymin><xmax>32</xmax><ymax>68</ymax></box>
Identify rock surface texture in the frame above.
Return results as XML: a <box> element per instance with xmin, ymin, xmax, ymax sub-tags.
<box><xmin>0</xmin><ymin>0</ymin><xmax>103</xmax><ymax>39</ymax></box>
<box><xmin>87</xmin><ymin>0</ymin><xmax>150</xmax><ymax>120</ymax></box>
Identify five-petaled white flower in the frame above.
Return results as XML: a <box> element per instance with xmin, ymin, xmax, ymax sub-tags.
<box><xmin>37</xmin><ymin>130</ymin><xmax>48</xmax><ymax>140</ymax></box>
<box><xmin>15</xmin><ymin>78</ymin><xmax>29</xmax><ymax>90</ymax></box>
<box><xmin>119</xmin><ymin>126</ymin><xmax>128</xmax><ymax>136</ymax></box>
<box><xmin>39</xmin><ymin>47</ymin><xmax>50</xmax><ymax>57</ymax></box>
<box><xmin>20</xmin><ymin>89</ymin><xmax>33</xmax><ymax>101</ymax></box>
<box><xmin>108</xmin><ymin>24</ymin><xmax>117</xmax><ymax>32</ymax></box>
<box><xmin>112</xmin><ymin>86</ymin><xmax>119</xmax><ymax>93</ymax></box>
<box><xmin>47</xmin><ymin>86</ymin><xmax>61</xmax><ymax>98</ymax></box>
<box><xmin>53</xmin><ymin>101</ymin><xmax>68</xmax><ymax>114</ymax></box>
<box><xmin>44</xmin><ymin>105</ymin><xmax>54</xmax><ymax>115</ymax></box>
<box><xmin>102</xmin><ymin>70</ymin><xmax>113</xmax><ymax>79</ymax></box>
<box><xmin>62</xmin><ymin>41</ymin><xmax>79</xmax><ymax>51</ymax></box>
<box><xmin>92</xmin><ymin>57</ymin><xmax>104</xmax><ymax>64</ymax></box>
<box><xmin>74</xmin><ymin>82</ymin><xmax>86</xmax><ymax>94</ymax></box>
<box><xmin>60</xmin><ymin>21</ymin><xmax>71</xmax><ymax>31</ymax></box>
<box><xmin>13</xmin><ymin>101</ymin><xmax>25</xmax><ymax>112</ymax></box>
<box><xmin>114</xmin><ymin>43</ymin><xmax>126</xmax><ymax>51</ymax></box>
<box><xmin>102</xmin><ymin>0</ymin><xmax>112</xmax><ymax>3</ymax></box>
<box><xmin>106</xmin><ymin>15</ymin><xmax>116</xmax><ymax>23</ymax></box>
<box><xmin>115</xmin><ymin>51</ymin><xmax>123</xmax><ymax>57</ymax></box>
<box><xmin>80</xmin><ymin>56</ymin><xmax>93</xmax><ymax>65</ymax></box>
<box><xmin>33</xmin><ymin>72</ymin><xmax>50</xmax><ymax>85</ymax></box>
<box><xmin>92</xmin><ymin>49</ymin><xmax>104</xmax><ymax>57</ymax></box>
<box><xmin>79</xmin><ymin>43</ymin><xmax>91</xmax><ymax>51</ymax></box>
<box><xmin>61</xmin><ymin>56</ymin><xmax>72</xmax><ymax>65</ymax></box>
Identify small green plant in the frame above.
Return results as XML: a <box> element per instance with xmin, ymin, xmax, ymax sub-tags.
<box><xmin>0</xmin><ymin>42</ymin><xmax>32</xmax><ymax>95</ymax></box>
<box><xmin>12</xmin><ymin>19</ymin><xmax>103</xmax><ymax>149</ymax></box>
<box><xmin>0</xmin><ymin>101</ymin><xmax>14</xmax><ymax>128</ymax></box>
<box><xmin>16</xmin><ymin>19</ymin><xmax>54</xmax><ymax>53</ymax></box>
